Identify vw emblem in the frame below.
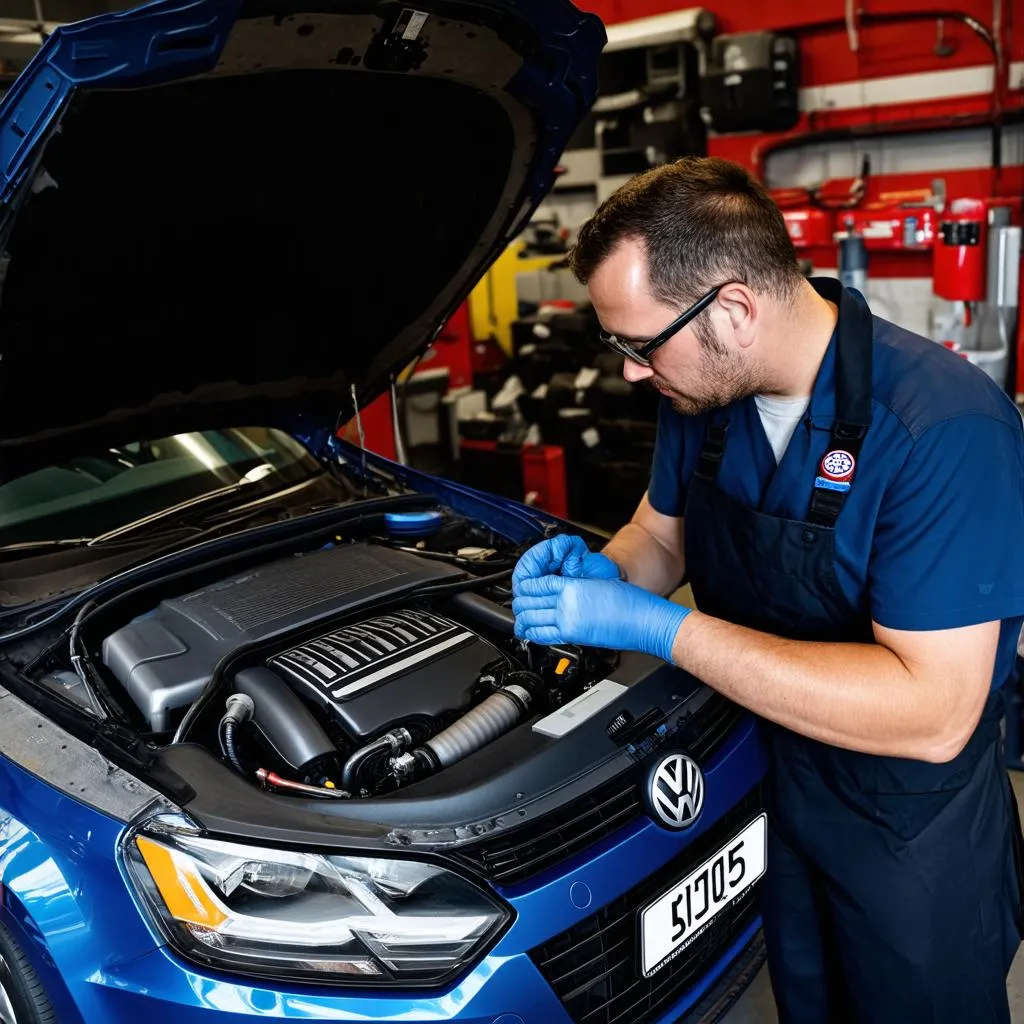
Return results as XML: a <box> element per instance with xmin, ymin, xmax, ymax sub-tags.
<box><xmin>646</xmin><ymin>753</ymin><xmax>704</xmax><ymax>830</ymax></box>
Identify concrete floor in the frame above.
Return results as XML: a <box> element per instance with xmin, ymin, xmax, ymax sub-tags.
<box><xmin>725</xmin><ymin>770</ymin><xmax>1024</xmax><ymax>1022</ymax></box>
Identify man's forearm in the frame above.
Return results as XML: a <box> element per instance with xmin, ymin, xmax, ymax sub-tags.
<box><xmin>602</xmin><ymin>522</ymin><xmax>684</xmax><ymax>596</ymax></box>
<box><xmin>671</xmin><ymin>612</ymin><xmax>988</xmax><ymax>763</ymax></box>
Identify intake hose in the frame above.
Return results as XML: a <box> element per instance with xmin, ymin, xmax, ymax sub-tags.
<box><xmin>234</xmin><ymin>668</ymin><xmax>335</xmax><ymax>777</ymax></box>
<box><xmin>414</xmin><ymin>684</ymin><xmax>532</xmax><ymax>773</ymax></box>
<box><xmin>342</xmin><ymin>728</ymin><xmax>412</xmax><ymax>793</ymax></box>
<box><xmin>448</xmin><ymin>591</ymin><xmax>516</xmax><ymax>634</ymax></box>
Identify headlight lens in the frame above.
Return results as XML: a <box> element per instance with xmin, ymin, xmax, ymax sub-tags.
<box><xmin>120</xmin><ymin>816</ymin><xmax>508</xmax><ymax>985</ymax></box>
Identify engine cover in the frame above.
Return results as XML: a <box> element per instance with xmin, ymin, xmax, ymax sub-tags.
<box><xmin>102</xmin><ymin>543</ymin><xmax>463</xmax><ymax>731</ymax></box>
<box><xmin>267</xmin><ymin>608</ymin><xmax>502</xmax><ymax>742</ymax></box>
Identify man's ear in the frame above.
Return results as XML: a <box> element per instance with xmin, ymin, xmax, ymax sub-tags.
<box><xmin>715</xmin><ymin>282</ymin><xmax>757</xmax><ymax>350</ymax></box>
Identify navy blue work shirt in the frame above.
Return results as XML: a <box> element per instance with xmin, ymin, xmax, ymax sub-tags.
<box><xmin>648</xmin><ymin>293</ymin><xmax>1024</xmax><ymax>690</ymax></box>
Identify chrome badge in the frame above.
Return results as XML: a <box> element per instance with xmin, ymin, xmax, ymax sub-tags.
<box><xmin>646</xmin><ymin>753</ymin><xmax>704</xmax><ymax>830</ymax></box>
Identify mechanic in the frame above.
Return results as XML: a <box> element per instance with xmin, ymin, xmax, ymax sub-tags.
<box><xmin>512</xmin><ymin>156</ymin><xmax>1024</xmax><ymax>1023</ymax></box>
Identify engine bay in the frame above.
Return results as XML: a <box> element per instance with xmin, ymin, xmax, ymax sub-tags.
<box><xmin>22</xmin><ymin>503</ymin><xmax>623</xmax><ymax>804</ymax></box>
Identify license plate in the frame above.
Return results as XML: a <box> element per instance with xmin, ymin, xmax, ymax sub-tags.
<box><xmin>639</xmin><ymin>812</ymin><xmax>767</xmax><ymax>978</ymax></box>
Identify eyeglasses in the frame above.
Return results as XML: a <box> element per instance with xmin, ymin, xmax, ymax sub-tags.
<box><xmin>597</xmin><ymin>284</ymin><xmax>724</xmax><ymax>367</ymax></box>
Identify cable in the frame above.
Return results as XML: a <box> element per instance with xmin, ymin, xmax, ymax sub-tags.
<box><xmin>392</xmin><ymin>374</ymin><xmax>408</xmax><ymax>466</ymax></box>
<box><xmin>402</xmin><ymin>568</ymin><xmax>513</xmax><ymax>600</ymax></box>
<box><xmin>221</xmin><ymin>720</ymin><xmax>246</xmax><ymax>776</ymax></box>
<box><xmin>349</xmin><ymin>381</ymin><xmax>368</xmax><ymax>490</ymax></box>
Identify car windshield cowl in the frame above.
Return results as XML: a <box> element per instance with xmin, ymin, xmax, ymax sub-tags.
<box><xmin>0</xmin><ymin>427</ymin><xmax>331</xmax><ymax>551</ymax></box>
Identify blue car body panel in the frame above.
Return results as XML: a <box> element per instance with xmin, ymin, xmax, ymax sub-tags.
<box><xmin>0</xmin><ymin>1</ymin><xmax>770</xmax><ymax>1020</ymax></box>
<box><xmin>0</xmin><ymin>704</ymin><xmax>766</xmax><ymax>1023</ymax></box>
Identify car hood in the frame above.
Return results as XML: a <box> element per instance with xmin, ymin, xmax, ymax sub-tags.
<box><xmin>0</xmin><ymin>0</ymin><xmax>603</xmax><ymax>479</ymax></box>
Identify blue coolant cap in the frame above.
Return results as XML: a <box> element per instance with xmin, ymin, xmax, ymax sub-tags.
<box><xmin>384</xmin><ymin>510</ymin><xmax>443</xmax><ymax>538</ymax></box>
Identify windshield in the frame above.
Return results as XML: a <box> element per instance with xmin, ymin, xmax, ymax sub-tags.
<box><xmin>0</xmin><ymin>427</ymin><xmax>323</xmax><ymax>546</ymax></box>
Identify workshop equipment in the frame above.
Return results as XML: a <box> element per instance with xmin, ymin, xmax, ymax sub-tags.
<box><xmin>837</xmin><ymin>218</ymin><xmax>868</xmax><ymax>294</ymax></box>
<box><xmin>782</xmin><ymin>187</ymin><xmax>1021</xmax><ymax>392</ymax></box>
<box><xmin>701</xmin><ymin>31</ymin><xmax>800</xmax><ymax>134</ymax></box>
<box><xmin>933</xmin><ymin>197</ymin><xmax>989</xmax><ymax>305</ymax></box>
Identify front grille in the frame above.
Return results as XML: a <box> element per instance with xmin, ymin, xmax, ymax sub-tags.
<box><xmin>530</xmin><ymin>786</ymin><xmax>764</xmax><ymax>1024</ymax></box>
<box><xmin>455</xmin><ymin>693</ymin><xmax>746</xmax><ymax>887</ymax></box>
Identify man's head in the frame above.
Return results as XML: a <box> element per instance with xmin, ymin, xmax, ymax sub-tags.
<box><xmin>569</xmin><ymin>156</ymin><xmax>805</xmax><ymax>414</ymax></box>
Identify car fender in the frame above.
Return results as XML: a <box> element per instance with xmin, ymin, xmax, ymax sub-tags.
<box><xmin>0</xmin><ymin>688</ymin><xmax>171</xmax><ymax>1023</ymax></box>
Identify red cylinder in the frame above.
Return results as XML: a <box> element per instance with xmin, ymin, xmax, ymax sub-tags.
<box><xmin>933</xmin><ymin>200</ymin><xmax>988</xmax><ymax>302</ymax></box>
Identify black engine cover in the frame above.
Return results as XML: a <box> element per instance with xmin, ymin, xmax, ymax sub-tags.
<box><xmin>102</xmin><ymin>543</ymin><xmax>464</xmax><ymax>732</ymax></box>
<box><xmin>267</xmin><ymin>608</ymin><xmax>502</xmax><ymax>742</ymax></box>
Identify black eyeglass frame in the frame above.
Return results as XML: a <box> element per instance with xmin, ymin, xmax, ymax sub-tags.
<box><xmin>597</xmin><ymin>284</ymin><xmax>724</xmax><ymax>367</ymax></box>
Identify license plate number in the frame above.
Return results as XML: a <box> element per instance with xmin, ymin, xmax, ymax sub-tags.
<box><xmin>640</xmin><ymin>812</ymin><xmax>767</xmax><ymax>977</ymax></box>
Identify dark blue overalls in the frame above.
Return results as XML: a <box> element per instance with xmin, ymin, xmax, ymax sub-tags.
<box><xmin>680</xmin><ymin>280</ymin><xmax>1024</xmax><ymax>1022</ymax></box>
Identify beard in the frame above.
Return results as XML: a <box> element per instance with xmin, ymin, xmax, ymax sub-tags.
<box><xmin>650</xmin><ymin>337</ymin><xmax>772</xmax><ymax>416</ymax></box>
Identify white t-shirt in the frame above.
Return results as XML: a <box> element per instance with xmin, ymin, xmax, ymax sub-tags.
<box><xmin>754</xmin><ymin>394</ymin><xmax>811</xmax><ymax>464</ymax></box>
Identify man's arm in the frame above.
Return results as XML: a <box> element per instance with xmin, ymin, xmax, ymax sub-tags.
<box><xmin>670</xmin><ymin>614</ymin><xmax>997</xmax><ymax>763</ymax></box>
<box><xmin>513</xmin><ymin>571</ymin><xmax>998</xmax><ymax>764</ymax></box>
<box><xmin>602</xmin><ymin>491</ymin><xmax>685</xmax><ymax>597</ymax></box>
<box><xmin>515</xmin><ymin>412</ymin><xmax>1024</xmax><ymax>765</ymax></box>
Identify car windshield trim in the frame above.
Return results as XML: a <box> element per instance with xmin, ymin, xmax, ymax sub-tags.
<box><xmin>0</xmin><ymin>427</ymin><xmax>326</xmax><ymax>550</ymax></box>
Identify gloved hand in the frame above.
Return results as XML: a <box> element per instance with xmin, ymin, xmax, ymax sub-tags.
<box><xmin>512</xmin><ymin>576</ymin><xmax>690</xmax><ymax>664</ymax></box>
<box><xmin>512</xmin><ymin>534</ymin><xmax>622</xmax><ymax>592</ymax></box>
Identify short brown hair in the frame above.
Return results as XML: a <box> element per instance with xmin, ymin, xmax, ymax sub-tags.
<box><xmin>569</xmin><ymin>157</ymin><xmax>802</xmax><ymax>314</ymax></box>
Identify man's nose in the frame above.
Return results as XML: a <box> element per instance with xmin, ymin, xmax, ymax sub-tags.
<box><xmin>622</xmin><ymin>357</ymin><xmax>654</xmax><ymax>384</ymax></box>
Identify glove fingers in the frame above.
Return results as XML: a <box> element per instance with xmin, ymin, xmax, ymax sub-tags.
<box><xmin>541</xmin><ymin>534</ymin><xmax>579</xmax><ymax>569</ymax></box>
<box><xmin>562</xmin><ymin>553</ymin><xmax>584</xmax><ymax>577</ymax></box>
<box><xmin>520</xmin><ymin>625</ymin><xmax>565</xmax><ymax>645</ymax></box>
<box><xmin>516</xmin><ymin>575</ymin><xmax>569</xmax><ymax>598</ymax></box>
<box><xmin>592</xmin><ymin>555</ymin><xmax>623</xmax><ymax>580</ymax></box>
<box><xmin>513</xmin><ymin>608</ymin><xmax>558</xmax><ymax>633</ymax></box>
<box><xmin>514</xmin><ymin>535</ymin><xmax>587</xmax><ymax>583</ymax></box>
<box><xmin>512</xmin><ymin>595</ymin><xmax>556</xmax><ymax>614</ymax></box>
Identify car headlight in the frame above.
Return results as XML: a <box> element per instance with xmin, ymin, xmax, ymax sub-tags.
<box><xmin>119</xmin><ymin>815</ymin><xmax>509</xmax><ymax>986</ymax></box>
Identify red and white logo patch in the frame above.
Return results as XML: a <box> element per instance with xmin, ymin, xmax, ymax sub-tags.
<box><xmin>820</xmin><ymin>449</ymin><xmax>856</xmax><ymax>482</ymax></box>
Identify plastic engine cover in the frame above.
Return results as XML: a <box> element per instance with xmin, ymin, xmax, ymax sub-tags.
<box><xmin>267</xmin><ymin>609</ymin><xmax>502</xmax><ymax>742</ymax></box>
<box><xmin>101</xmin><ymin>543</ymin><xmax>463</xmax><ymax>732</ymax></box>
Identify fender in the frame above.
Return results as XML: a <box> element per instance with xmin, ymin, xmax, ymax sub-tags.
<box><xmin>0</xmin><ymin>686</ymin><xmax>173</xmax><ymax>1022</ymax></box>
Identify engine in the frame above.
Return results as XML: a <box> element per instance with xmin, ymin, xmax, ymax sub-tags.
<box><xmin>98</xmin><ymin>539</ymin><xmax>601</xmax><ymax>799</ymax></box>
<box><xmin>266</xmin><ymin>607</ymin><xmax>502</xmax><ymax>741</ymax></box>
<box><xmin>101</xmin><ymin>544</ymin><xmax>475</xmax><ymax>733</ymax></box>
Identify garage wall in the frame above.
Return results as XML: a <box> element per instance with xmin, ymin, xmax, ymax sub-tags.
<box><xmin>565</xmin><ymin>1</ymin><xmax>1022</xmax><ymax>346</ymax></box>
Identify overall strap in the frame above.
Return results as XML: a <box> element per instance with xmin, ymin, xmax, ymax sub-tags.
<box><xmin>695</xmin><ymin>417</ymin><xmax>730</xmax><ymax>482</ymax></box>
<box><xmin>808</xmin><ymin>280</ymin><xmax>874</xmax><ymax>528</ymax></box>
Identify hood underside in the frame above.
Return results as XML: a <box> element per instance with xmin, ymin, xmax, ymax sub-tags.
<box><xmin>0</xmin><ymin>0</ymin><xmax>603</xmax><ymax>478</ymax></box>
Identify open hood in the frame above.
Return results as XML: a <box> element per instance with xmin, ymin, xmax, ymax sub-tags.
<box><xmin>0</xmin><ymin>0</ymin><xmax>604</xmax><ymax>477</ymax></box>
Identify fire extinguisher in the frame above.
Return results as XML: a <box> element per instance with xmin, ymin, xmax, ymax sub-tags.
<box><xmin>933</xmin><ymin>199</ymin><xmax>988</xmax><ymax>321</ymax></box>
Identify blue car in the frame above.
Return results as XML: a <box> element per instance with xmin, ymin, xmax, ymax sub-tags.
<box><xmin>0</xmin><ymin>2</ymin><xmax>768</xmax><ymax>1021</ymax></box>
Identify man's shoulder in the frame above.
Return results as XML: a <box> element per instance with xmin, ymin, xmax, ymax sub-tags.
<box><xmin>871</xmin><ymin>316</ymin><xmax>1022</xmax><ymax>442</ymax></box>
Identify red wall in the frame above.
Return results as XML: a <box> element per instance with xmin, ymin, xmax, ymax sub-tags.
<box><xmin>578</xmin><ymin>0</ymin><xmax>1022</xmax><ymax>193</ymax></box>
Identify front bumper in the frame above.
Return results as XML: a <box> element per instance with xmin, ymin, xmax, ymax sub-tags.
<box><xmin>9</xmin><ymin>717</ymin><xmax>767</xmax><ymax>1024</ymax></box>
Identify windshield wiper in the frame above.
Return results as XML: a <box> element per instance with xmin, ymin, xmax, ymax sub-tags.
<box><xmin>0</xmin><ymin>538</ymin><xmax>94</xmax><ymax>555</ymax></box>
<box><xmin>88</xmin><ymin>478</ymin><xmax>260</xmax><ymax>545</ymax></box>
<box><xmin>0</xmin><ymin>502</ymin><xmax>306</xmax><ymax>559</ymax></box>
<box><xmin>0</xmin><ymin>475</ymin><xmax>334</xmax><ymax>558</ymax></box>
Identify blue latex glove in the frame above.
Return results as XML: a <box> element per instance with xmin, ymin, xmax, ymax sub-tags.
<box><xmin>512</xmin><ymin>576</ymin><xmax>690</xmax><ymax>664</ymax></box>
<box><xmin>512</xmin><ymin>534</ymin><xmax>622</xmax><ymax>593</ymax></box>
